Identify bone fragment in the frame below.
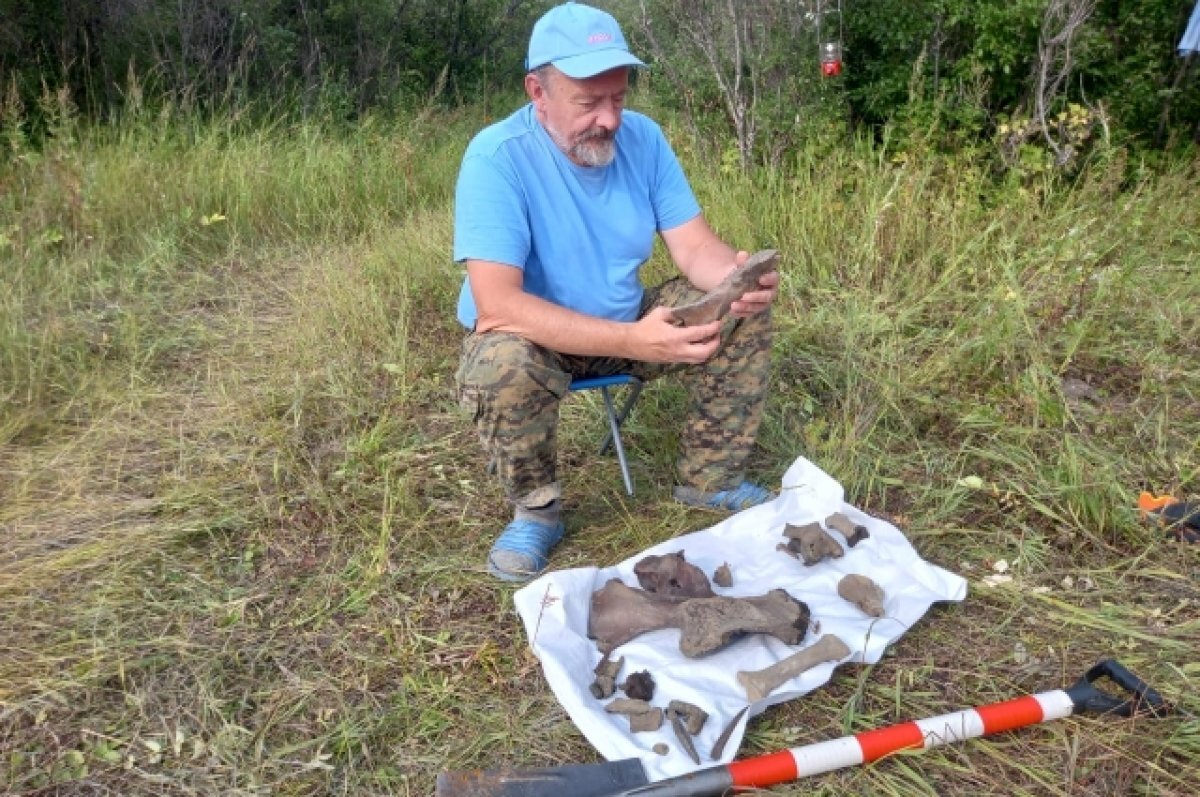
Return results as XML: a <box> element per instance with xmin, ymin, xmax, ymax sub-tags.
<box><xmin>634</xmin><ymin>551</ymin><xmax>714</xmax><ymax>598</ymax></box>
<box><xmin>588</xmin><ymin>579</ymin><xmax>683</xmax><ymax>653</ymax></box>
<box><xmin>621</xmin><ymin>670</ymin><xmax>655</xmax><ymax>701</ymax></box>
<box><xmin>826</xmin><ymin>512</ymin><xmax>870</xmax><ymax>547</ymax></box>
<box><xmin>605</xmin><ymin>698</ymin><xmax>664</xmax><ymax>732</ymax></box>
<box><xmin>779</xmin><ymin>522</ymin><xmax>844</xmax><ymax>565</ymax></box>
<box><xmin>736</xmin><ymin>634</ymin><xmax>851</xmax><ymax>702</ymax></box>
<box><xmin>670</xmin><ymin>249</ymin><xmax>780</xmax><ymax>326</ymax></box>
<box><xmin>668</xmin><ymin>710</ymin><xmax>700</xmax><ymax>764</ymax></box>
<box><xmin>713</xmin><ymin>562</ymin><xmax>733</xmax><ymax>588</ymax></box>
<box><xmin>589</xmin><ymin>653</ymin><xmax>624</xmax><ymax>699</ymax></box>
<box><xmin>838</xmin><ymin>574</ymin><xmax>886</xmax><ymax>617</ymax></box>
<box><xmin>653</xmin><ymin>743</ymin><xmax>670</xmax><ymax>756</ymax></box>
<box><xmin>710</xmin><ymin>706</ymin><xmax>749</xmax><ymax>760</ymax></box>
<box><xmin>667</xmin><ymin>700</ymin><xmax>709</xmax><ymax>736</ymax></box>
<box><xmin>588</xmin><ymin>579</ymin><xmax>810</xmax><ymax>657</ymax></box>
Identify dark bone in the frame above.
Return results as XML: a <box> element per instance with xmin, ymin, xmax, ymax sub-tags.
<box><xmin>588</xmin><ymin>579</ymin><xmax>810</xmax><ymax>657</ymax></box>
<box><xmin>710</xmin><ymin>706</ymin><xmax>749</xmax><ymax>760</ymax></box>
<box><xmin>736</xmin><ymin>634</ymin><xmax>851</xmax><ymax>701</ymax></box>
<box><xmin>621</xmin><ymin>670</ymin><xmax>655</xmax><ymax>701</ymax></box>
<box><xmin>825</xmin><ymin>512</ymin><xmax>870</xmax><ymax>546</ymax></box>
<box><xmin>670</xmin><ymin>249</ymin><xmax>780</xmax><ymax>326</ymax></box>
<box><xmin>779</xmin><ymin>522</ymin><xmax>844</xmax><ymax>565</ymax></box>
<box><xmin>713</xmin><ymin>562</ymin><xmax>733</xmax><ymax>588</ymax></box>
<box><xmin>589</xmin><ymin>652</ymin><xmax>624</xmax><ymax>699</ymax></box>
<box><xmin>838</xmin><ymin>574</ymin><xmax>886</xmax><ymax>617</ymax></box>
<box><xmin>634</xmin><ymin>551</ymin><xmax>715</xmax><ymax>598</ymax></box>
<box><xmin>668</xmin><ymin>710</ymin><xmax>700</xmax><ymax>764</ymax></box>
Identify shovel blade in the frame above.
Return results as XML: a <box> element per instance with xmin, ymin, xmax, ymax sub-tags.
<box><xmin>435</xmin><ymin>758</ymin><xmax>649</xmax><ymax>797</ymax></box>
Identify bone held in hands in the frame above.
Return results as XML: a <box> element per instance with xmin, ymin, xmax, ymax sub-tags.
<box><xmin>736</xmin><ymin>634</ymin><xmax>851</xmax><ymax>702</ymax></box>
<box><xmin>670</xmin><ymin>249</ymin><xmax>780</xmax><ymax>326</ymax></box>
<box><xmin>588</xmin><ymin>578</ymin><xmax>810</xmax><ymax>657</ymax></box>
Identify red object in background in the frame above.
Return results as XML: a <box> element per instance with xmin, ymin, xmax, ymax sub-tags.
<box><xmin>820</xmin><ymin>41</ymin><xmax>843</xmax><ymax>76</ymax></box>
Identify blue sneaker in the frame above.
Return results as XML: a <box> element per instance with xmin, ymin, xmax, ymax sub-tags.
<box><xmin>673</xmin><ymin>480</ymin><xmax>776</xmax><ymax>512</ymax></box>
<box><xmin>487</xmin><ymin>518</ymin><xmax>565</xmax><ymax>582</ymax></box>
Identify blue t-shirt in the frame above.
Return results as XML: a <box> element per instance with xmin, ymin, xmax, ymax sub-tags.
<box><xmin>453</xmin><ymin>104</ymin><xmax>701</xmax><ymax>329</ymax></box>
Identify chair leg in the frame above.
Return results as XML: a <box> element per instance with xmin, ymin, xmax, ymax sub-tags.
<box><xmin>599</xmin><ymin>386</ymin><xmax>635</xmax><ymax>496</ymax></box>
<box><xmin>599</xmin><ymin>380</ymin><xmax>643</xmax><ymax>456</ymax></box>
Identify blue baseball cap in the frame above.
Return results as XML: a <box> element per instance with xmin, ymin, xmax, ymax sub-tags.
<box><xmin>526</xmin><ymin>2</ymin><xmax>646</xmax><ymax>78</ymax></box>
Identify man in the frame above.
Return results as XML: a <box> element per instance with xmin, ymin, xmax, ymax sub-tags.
<box><xmin>453</xmin><ymin>1</ymin><xmax>779</xmax><ymax>581</ymax></box>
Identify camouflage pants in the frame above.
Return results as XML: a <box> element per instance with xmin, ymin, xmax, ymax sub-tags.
<box><xmin>455</xmin><ymin>277</ymin><xmax>772</xmax><ymax>508</ymax></box>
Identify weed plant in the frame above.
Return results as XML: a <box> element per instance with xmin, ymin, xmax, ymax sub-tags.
<box><xmin>1</xmin><ymin>86</ymin><xmax>1198</xmax><ymax>795</ymax></box>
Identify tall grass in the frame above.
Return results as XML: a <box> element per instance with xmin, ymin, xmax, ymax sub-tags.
<box><xmin>1</xmin><ymin>86</ymin><xmax>1198</xmax><ymax>795</ymax></box>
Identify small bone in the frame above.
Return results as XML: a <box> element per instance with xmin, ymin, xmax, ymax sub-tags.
<box><xmin>826</xmin><ymin>512</ymin><xmax>870</xmax><ymax>547</ymax></box>
<box><xmin>736</xmin><ymin>634</ymin><xmax>851</xmax><ymax>702</ymax></box>
<box><xmin>634</xmin><ymin>551</ymin><xmax>714</xmax><ymax>597</ymax></box>
<box><xmin>780</xmin><ymin>522</ymin><xmax>844</xmax><ymax>565</ymax></box>
<box><xmin>667</xmin><ymin>700</ymin><xmax>709</xmax><ymax>736</ymax></box>
<box><xmin>605</xmin><ymin>698</ymin><xmax>664</xmax><ymax>732</ymax></box>
<box><xmin>669</xmin><ymin>710</ymin><xmax>700</xmax><ymax>764</ymax></box>
<box><xmin>621</xmin><ymin>670</ymin><xmax>655</xmax><ymax>701</ymax></box>
<box><xmin>710</xmin><ymin>706</ymin><xmax>749</xmax><ymax>760</ymax></box>
<box><xmin>629</xmin><ymin>710</ymin><xmax>664</xmax><ymax>733</ymax></box>
<box><xmin>838</xmin><ymin>574</ymin><xmax>886</xmax><ymax>617</ymax></box>
<box><xmin>589</xmin><ymin>653</ymin><xmax>624</xmax><ymax>699</ymax></box>
<box><xmin>713</xmin><ymin>562</ymin><xmax>733</xmax><ymax>588</ymax></box>
<box><xmin>670</xmin><ymin>249</ymin><xmax>780</xmax><ymax>326</ymax></box>
<box><xmin>653</xmin><ymin>743</ymin><xmax>670</xmax><ymax>756</ymax></box>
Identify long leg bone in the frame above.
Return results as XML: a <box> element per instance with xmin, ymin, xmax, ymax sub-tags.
<box><xmin>736</xmin><ymin>634</ymin><xmax>851</xmax><ymax>702</ymax></box>
<box><xmin>589</xmin><ymin>579</ymin><xmax>685</xmax><ymax>654</ymax></box>
<box><xmin>676</xmin><ymin>588</ymin><xmax>810</xmax><ymax>657</ymax></box>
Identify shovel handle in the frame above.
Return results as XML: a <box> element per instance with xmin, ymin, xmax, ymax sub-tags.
<box><xmin>1065</xmin><ymin>659</ymin><xmax>1169</xmax><ymax>717</ymax></box>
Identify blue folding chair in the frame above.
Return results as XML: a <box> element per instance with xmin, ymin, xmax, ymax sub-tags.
<box><xmin>568</xmin><ymin>374</ymin><xmax>644</xmax><ymax>496</ymax></box>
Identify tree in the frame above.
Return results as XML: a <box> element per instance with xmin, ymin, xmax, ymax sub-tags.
<box><xmin>629</xmin><ymin>0</ymin><xmax>838</xmax><ymax>167</ymax></box>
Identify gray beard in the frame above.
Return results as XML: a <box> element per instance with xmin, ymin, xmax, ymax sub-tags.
<box><xmin>546</xmin><ymin>123</ymin><xmax>616</xmax><ymax>167</ymax></box>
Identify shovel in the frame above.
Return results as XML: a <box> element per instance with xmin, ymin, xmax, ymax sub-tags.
<box><xmin>436</xmin><ymin>659</ymin><xmax>1168</xmax><ymax>797</ymax></box>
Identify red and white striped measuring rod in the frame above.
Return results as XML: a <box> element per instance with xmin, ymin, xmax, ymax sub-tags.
<box><xmin>618</xmin><ymin>659</ymin><xmax>1166</xmax><ymax>797</ymax></box>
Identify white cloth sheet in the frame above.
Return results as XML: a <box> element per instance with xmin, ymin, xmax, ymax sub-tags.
<box><xmin>514</xmin><ymin>455</ymin><xmax>968</xmax><ymax>781</ymax></box>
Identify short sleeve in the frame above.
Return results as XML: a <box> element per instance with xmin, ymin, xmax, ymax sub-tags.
<box><xmin>453</xmin><ymin>149</ymin><xmax>531</xmax><ymax>268</ymax></box>
<box><xmin>648</xmin><ymin>124</ymin><xmax>701</xmax><ymax>232</ymax></box>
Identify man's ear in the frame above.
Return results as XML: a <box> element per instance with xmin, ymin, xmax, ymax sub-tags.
<box><xmin>525</xmin><ymin>72</ymin><xmax>545</xmax><ymax>106</ymax></box>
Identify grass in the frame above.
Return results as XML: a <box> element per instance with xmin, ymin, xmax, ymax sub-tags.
<box><xmin>1</xmin><ymin>87</ymin><xmax>1198</xmax><ymax>795</ymax></box>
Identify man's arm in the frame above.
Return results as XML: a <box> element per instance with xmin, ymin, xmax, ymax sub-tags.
<box><xmin>660</xmin><ymin>215</ymin><xmax>779</xmax><ymax>317</ymax></box>
<box><xmin>467</xmin><ymin>259</ymin><xmax>723</xmax><ymax>363</ymax></box>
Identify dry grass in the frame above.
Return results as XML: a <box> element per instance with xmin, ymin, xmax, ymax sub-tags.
<box><xmin>1</xmin><ymin>100</ymin><xmax>1198</xmax><ymax>795</ymax></box>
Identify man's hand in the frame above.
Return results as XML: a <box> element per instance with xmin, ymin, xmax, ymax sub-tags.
<box><xmin>662</xmin><ymin>223</ymin><xmax>781</xmax><ymax>319</ymax></box>
<box><xmin>728</xmin><ymin>265</ymin><xmax>780</xmax><ymax>319</ymax></box>
<box><xmin>626</xmin><ymin>306</ymin><xmax>721</xmax><ymax>364</ymax></box>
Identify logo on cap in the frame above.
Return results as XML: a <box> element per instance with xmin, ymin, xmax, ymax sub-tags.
<box><xmin>587</xmin><ymin>32</ymin><xmax>613</xmax><ymax>44</ymax></box>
